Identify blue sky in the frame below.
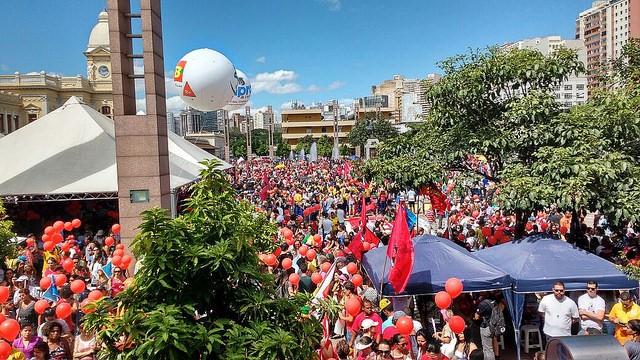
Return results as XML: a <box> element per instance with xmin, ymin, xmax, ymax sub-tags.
<box><xmin>3</xmin><ymin>0</ymin><xmax>592</xmax><ymax>115</ymax></box>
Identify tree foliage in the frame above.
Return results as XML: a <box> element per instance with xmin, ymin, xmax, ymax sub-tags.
<box><xmin>348</xmin><ymin>115</ymin><xmax>399</xmax><ymax>147</ymax></box>
<box><xmin>84</xmin><ymin>160</ymin><xmax>321</xmax><ymax>359</ymax></box>
<box><xmin>364</xmin><ymin>44</ymin><xmax>640</xmax><ymax>228</ymax></box>
<box><xmin>0</xmin><ymin>201</ymin><xmax>16</xmax><ymax>260</ymax></box>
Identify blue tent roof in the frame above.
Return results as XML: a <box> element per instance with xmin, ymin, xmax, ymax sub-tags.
<box><xmin>474</xmin><ymin>235</ymin><xmax>637</xmax><ymax>293</ymax></box>
<box><xmin>361</xmin><ymin>235</ymin><xmax>512</xmax><ymax>296</ymax></box>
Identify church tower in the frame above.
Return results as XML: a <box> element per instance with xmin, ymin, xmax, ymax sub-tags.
<box><xmin>85</xmin><ymin>11</ymin><xmax>113</xmax><ymax>116</ymax></box>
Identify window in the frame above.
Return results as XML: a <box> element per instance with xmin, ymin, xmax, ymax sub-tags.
<box><xmin>13</xmin><ymin>115</ymin><xmax>18</xmax><ymax>131</ymax></box>
<box><xmin>577</xmin><ymin>84</ymin><xmax>585</xmax><ymax>90</ymax></box>
<box><xmin>0</xmin><ymin>114</ymin><xmax>3</xmax><ymax>133</ymax></box>
<box><xmin>564</xmin><ymin>93</ymin><xmax>573</xmax><ymax>99</ymax></box>
<box><xmin>555</xmin><ymin>93</ymin><xmax>561</xmax><ymax>99</ymax></box>
<box><xmin>306</xmin><ymin>127</ymin><xmax>312</xmax><ymax>134</ymax></box>
<box><xmin>577</xmin><ymin>93</ymin><xmax>585</xmax><ymax>99</ymax></box>
<box><xmin>321</xmin><ymin>126</ymin><xmax>326</xmax><ymax>133</ymax></box>
<box><xmin>28</xmin><ymin>114</ymin><xmax>37</xmax><ymax>123</ymax></box>
<box><xmin>101</xmin><ymin>106</ymin><xmax>111</xmax><ymax>115</ymax></box>
<box><xmin>564</xmin><ymin>85</ymin><xmax>573</xmax><ymax>91</ymax></box>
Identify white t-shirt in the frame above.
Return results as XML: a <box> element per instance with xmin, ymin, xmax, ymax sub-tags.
<box><xmin>577</xmin><ymin>293</ymin><xmax>605</xmax><ymax>330</ymax></box>
<box><xmin>538</xmin><ymin>294</ymin><xmax>579</xmax><ymax>336</ymax></box>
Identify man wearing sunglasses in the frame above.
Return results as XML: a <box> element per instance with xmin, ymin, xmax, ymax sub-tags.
<box><xmin>609</xmin><ymin>291</ymin><xmax>640</xmax><ymax>345</ymax></box>
<box><xmin>538</xmin><ymin>281</ymin><xmax>579</xmax><ymax>342</ymax></box>
<box><xmin>577</xmin><ymin>280</ymin><xmax>605</xmax><ymax>335</ymax></box>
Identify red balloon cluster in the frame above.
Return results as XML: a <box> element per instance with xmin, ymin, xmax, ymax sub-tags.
<box><xmin>436</xmin><ymin>278</ymin><xmax>464</xmax><ymax>310</ymax></box>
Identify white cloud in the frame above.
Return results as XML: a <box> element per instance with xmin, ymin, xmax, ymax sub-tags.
<box><xmin>253</xmin><ymin>70</ymin><xmax>303</xmax><ymax>94</ymax></box>
<box><xmin>0</xmin><ymin>64</ymin><xmax>8</xmax><ymax>71</ymax></box>
<box><xmin>339</xmin><ymin>98</ymin><xmax>355</xmax><ymax>105</ymax></box>
<box><xmin>328</xmin><ymin>80</ymin><xmax>345</xmax><ymax>90</ymax></box>
<box><xmin>324</xmin><ymin>0</ymin><xmax>341</xmax><ymax>11</ymax></box>
<box><xmin>166</xmin><ymin>95</ymin><xmax>187</xmax><ymax>114</ymax></box>
<box><xmin>256</xmin><ymin>56</ymin><xmax>266</xmax><ymax>64</ymax></box>
<box><xmin>281</xmin><ymin>101</ymin><xmax>295</xmax><ymax>110</ymax></box>
<box><xmin>307</xmin><ymin>84</ymin><xmax>321</xmax><ymax>92</ymax></box>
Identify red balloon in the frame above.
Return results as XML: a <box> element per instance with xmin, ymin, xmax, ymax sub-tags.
<box><xmin>306</xmin><ymin>249</ymin><xmax>317</xmax><ymax>261</ymax></box>
<box><xmin>0</xmin><ymin>319</ymin><xmax>20</xmax><ymax>341</ymax></box>
<box><xmin>116</xmin><ymin>244</ymin><xmax>126</xmax><ymax>251</ymax></box>
<box><xmin>52</xmin><ymin>233</ymin><xmax>63</xmax><ymax>244</ymax></box>
<box><xmin>285</xmin><ymin>237</ymin><xmax>295</xmax><ymax>246</ymax></box>
<box><xmin>111</xmin><ymin>255</ymin><xmax>122</xmax><ymax>268</ymax></box>
<box><xmin>60</xmin><ymin>242</ymin><xmax>72</xmax><ymax>253</ymax></box>
<box><xmin>62</xmin><ymin>259</ymin><xmax>74</xmax><ymax>273</ymax></box>
<box><xmin>0</xmin><ymin>314</ymin><xmax>5</xmax><ymax>325</ymax></box>
<box><xmin>63</xmin><ymin>222</ymin><xmax>73</xmax><ymax>232</ymax></box>
<box><xmin>42</xmin><ymin>234</ymin><xmax>51</xmax><ymax>242</ymax></box>
<box><xmin>113</xmin><ymin>249</ymin><xmax>125</xmax><ymax>258</ymax></box>
<box><xmin>0</xmin><ymin>287</ymin><xmax>9</xmax><ymax>304</ymax></box>
<box><xmin>288</xmin><ymin>273</ymin><xmax>300</xmax><ymax>286</ymax></box>
<box><xmin>435</xmin><ymin>291</ymin><xmax>452</xmax><ymax>309</ymax></box>
<box><xmin>347</xmin><ymin>262</ymin><xmax>358</xmax><ymax>275</ymax></box>
<box><xmin>487</xmin><ymin>236</ymin><xmax>497</xmax><ymax>246</ymax></box>
<box><xmin>448</xmin><ymin>315</ymin><xmax>466</xmax><ymax>334</ymax></box>
<box><xmin>72</xmin><ymin>219</ymin><xmax>82</xmax><ymax>228</ymax></box>
<box><xmin>55</xmin><ymin>302</ymin><xmax>72</xmax><ymax>319</ymax></box>
<box><xmin>351</xmin><ymin>274</ymin><xmax>363</xmax><ymax>288</ymax></box>
<box><xmin>70</xmin><ymin>280</ymin><xmax>86</xmax><ymax>294</ymax></box>
<box><xmin>0</xmin><ymin>339</ymin><xmax>10</xmax><ymax>358</ymax></box>
<box><xmin>88</xmin><ymin>290</ymin><xmax>103</xmax><ymax>301</ymax></box>
<box><xmin>44</xmin><ymin>226</ymin><xmax>54</xmax><ymax>235</ymax></box>
<box><xmin>274</xmin><ymin>247</ymin><xmax>282</xmax><ymax>257</ymax></box>
<box><xmin>264</xmin><ymin>254</ymin><xmax>277</xmax><ymax>266</ymax></box>
<box><xmin>281</xmin><ymin>228</ymin><xmax>293</xmax><ymax>240</ymax></box>
<box><xmin>311</xmin><ymin>272</ymin><xmax>323</xmax><ymax>284</ymax></box>
<box><xmin>53</xmin><ymin>221</ymin><xmax>64</xmax><ymax>233</ymax></box>
<box><xmin>81</xmin><ymin>298</ymin><xmax>95</xmax><ymax>314</ymax></box>
<box><xmin>525</xmin><ymin>222</ymin><xmax>534</xmax><ymax>231</ymax></box>
<box><xmin>396</xmin><ymin>316</ymin><xmax>414</xmax><ymax>336</ymax></box>
<box><xmin>345</xmin><ymin>297</ymin><xmax>361</xmax><ymax>316</ymax></box>
<box><xmin>481</xmin><ymin>227</ymin><xmax>492</xmax><ymax>237</ymax></box>
<box><xmin>121</xmin><ymin>255</ymin><xmax>133</xmax><ymax>268</ymax></box>
<box><xmin>445</xmin><ymin>278</ymin><xmax>464</xmax><ymax>299</ymax></box>
<box><xmin>559</xmin><ymin>226</ymin><xmax>568</xmax><ymax>235</ymax></box>
<box><xmin>55</xmin><ymin>274</ymin><xmax>67</xmax><ymax>287</ymax></box>
<box><xmin>39</xmin><ymin>277</ymin><xmax>52</xmax><ymax>290</ymax></box>
<box><xmin>105</xmin><ymin>236</ymin><xmax>115</xmax><ymax>246</ymax></box>
<box><xmin>112</xmin><ymin>224</ymin><xmax>121</xmax><ymax>235</ymax></box>
<box><xmin>26</xmin><ymin>238</ymin><xmax>36</xmax><ymax>247</ymax></box>
<box><xmin>298</xmin><ymin>245</ymin><xmax>309</xmax><ymax>256</ymax></box>
<box><xmin>34</xmin><ymin>299</ymin><xmax>49</xmax><ymax>314</ymax></box>
<box><xmin>282</xmin><ymin>258</ymin><xmax>293</xmax><ymax>270</ymax></box>
<box><xmin>313</xmin><ymin>234</ymin><xmax>321</xmax><ymax>242</ymax></box>
<box><xmin>321</xmin><ymin>262</ymin><xmax>331</xmax><ymax>273</ymax></box>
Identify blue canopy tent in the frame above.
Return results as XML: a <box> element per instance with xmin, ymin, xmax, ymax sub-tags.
<box><xmin>361</xmin><ymin>235</ymin><xmax>512</xmax><ymax>296</ymax></box>
<box><xmin>474</xmin><ymin>235</ymin><xmax>638</xmax><ymax>359</ymax></box>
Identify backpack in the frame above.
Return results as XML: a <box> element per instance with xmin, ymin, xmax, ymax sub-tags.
<box><xmin>489</xmin><ymin>303</ymin><xmax>506</xmax><ymax>336</ymax></box>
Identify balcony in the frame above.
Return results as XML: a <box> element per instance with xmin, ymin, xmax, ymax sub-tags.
<box><xmin>282</xmin><ymin>131</ymin><xmax>351</xmax><ymax>139</ymax></box>
<box><xmin>281</xmin><ymin>120</ymin><xmax>356</xmax><ymax>128</ymax></box>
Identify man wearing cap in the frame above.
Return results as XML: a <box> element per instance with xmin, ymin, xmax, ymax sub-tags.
<box><xmin>379</xmin><ymin>298</ymin><xmax>395</xmax><ymax>331</ymax></box>
<box><xmin>354</xmin><ymin>336</ymin><xmax>376</xmax><ymax>360</ymax></box>
<box><xmin>351</xmin><ymin>299</ymin><xmax>382</xmax><ymax>346</ymax></box>
<box><xmin>609</xmin><ymin>291</ymin><xmax>640</xmax><ymax>344</ymax></box>
<box><xmin>360</xmin><ymin>318</ymin><xmax>379</xmax><ymax>341</ymax></box>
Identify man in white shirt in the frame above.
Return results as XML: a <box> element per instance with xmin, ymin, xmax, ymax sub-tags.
<box><xmin>538</xmin><ymin>281</ymin><xmax>579</xmax><ymax>340</ymax></box>
<box><xmin>577</xmin><ymin>280</ymin><xmax>606</xmax><ymax>334</ymax></box>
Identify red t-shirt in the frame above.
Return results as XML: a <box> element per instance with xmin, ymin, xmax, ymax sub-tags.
<box><xmin>351</xmin><ymin>312</ymin><xmax>383</xmax><ymax>336</ymax></box>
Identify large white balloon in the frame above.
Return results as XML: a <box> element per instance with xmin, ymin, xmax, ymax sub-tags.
<box><xmin>223</xmin><ymin>69</ymin><xmax>251</xmax><ymax>111</ymax></box>
<box><xmin>173</xmin><ymin>48</ymin><xmax>237</xmax><ymax>111</ymax></box>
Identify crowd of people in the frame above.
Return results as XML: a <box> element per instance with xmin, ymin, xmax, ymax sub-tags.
<box><xmin>232</xmin><ymin>158</ymin><xmax>640</xmax><ymax>360</ymax></box>
<box><xmin>0</xmin><ymin>222</ymin><xmax>129</xmax><ymax>359</ymax></box>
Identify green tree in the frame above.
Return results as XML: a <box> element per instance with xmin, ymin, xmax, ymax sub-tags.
<box><xmin>295</xmin><ymin>135</ymin><xmax>313</xmax><ymax>153</ymax></box>
<box><xmin>0</xmin><ymin>201</ymin><xmax>16</xmax><ymax>260</ymax></box>
<box><xmin>275</xmin><ymin>141</ymin><xmax>290</xmax><ymax>158</ymax></box>
<box><xmin>316</xmin><ymin>135</ymin><xmax>333</xmax><ymax>158</ymax></box>
<box><xmin>251</xmin><ymin>129</ymin><xmax>269</xmax><ymax>156</ymax></box>
<box><xmin>229</xmin><ymin>128</ymin><xmax>246</xmax><ymax>158</ymax></box>
<box><xmin>348</xmin><ymin>115</ymin><xmax>399</xmax><ymax>148</ymax></box>
<box><xmin>85</xmin><ymin>160</ymin><xmax>321</xmax><ymax>359</ymax></box>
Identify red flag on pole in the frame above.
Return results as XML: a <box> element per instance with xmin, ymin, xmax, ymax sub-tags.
<box><xmin>419</xmin><ymin>184</ymin><xmax>450</xmax><ymax>213</ymax></box>
<box><xmin>388</xmin><ymin>204</ymin><xmax>414</xmax><ymax>294</ymax></box>
<box><xmin>348</xmin><ymin>196</ymin><xmax>380</xmax><ymax>260</ymax></box>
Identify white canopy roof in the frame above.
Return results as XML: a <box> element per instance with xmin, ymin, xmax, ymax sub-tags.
<box><xmin>0</xmin><ymin>97</ymin><xmax>229</xmax><ymax>196</ymax></box>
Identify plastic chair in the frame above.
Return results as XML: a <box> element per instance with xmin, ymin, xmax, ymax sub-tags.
<box><xmin>521</xmin><ymin>324</ymin><xmax>542</xmax><ymax>353</ymax></box>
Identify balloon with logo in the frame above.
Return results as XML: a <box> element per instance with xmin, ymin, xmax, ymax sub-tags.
<box><xmin>223</xmin><ymin>69</ymin><xmax>251</xmax><ymax>111</ymax></box>
<box><xmin>174</xmin><ymin>48</ymin><xmax>238</xmax><ymax>111</ymax></box>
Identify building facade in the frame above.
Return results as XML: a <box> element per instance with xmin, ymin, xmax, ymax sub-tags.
<box><xmin>0</xmin><ymin>11</ymin><xmax>113</xmax><ymax>135</ymax></box>
<box><xmin>504</xmin><ymin>36</ymin><xmax>589</xmax><ymax>107</ymax></box>
<box><xmin>281</xmin><ymin>105</ymin><xmax>355</xmax><ymax>147</ymax></box>
<box><xmin>576</xmin><ymin>0</ymin><xmax>640</xmax><ymax>89</ymax></box>
<box><xmin>367</xmin><ymin>74</ymin><xmax>441</xmax><ymax>123</ymax></box>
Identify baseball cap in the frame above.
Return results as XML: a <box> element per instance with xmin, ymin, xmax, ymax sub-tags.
<box><xmin>361</xmin><ymin>319</ymin><xmax>379</xmax><ymax>330</ymax></box>
<box><xmin>379</xmin><ymin>298</ymin><xmax>391</xmax><ymax>311</ymax></box>
<box><xmin>392</xmin><ymin>311</ymin><xmax>407</xmax><ymax>323</ymax></box>
<box><xmin>354</xmin><ymin>336</ymin><xmax>373</xmax><ymax>351</ymax></box>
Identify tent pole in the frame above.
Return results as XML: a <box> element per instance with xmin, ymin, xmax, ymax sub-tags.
<box><xmin>379</xmin><ymin>254</ymin><xmax>389</xmax><ymax>298</ymax></box>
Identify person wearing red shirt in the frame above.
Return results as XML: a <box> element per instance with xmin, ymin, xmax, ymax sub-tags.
<box><xmin>350</xmin><ymin>299</ymin><xmax>383</xmax><ymax>346</ymax></box>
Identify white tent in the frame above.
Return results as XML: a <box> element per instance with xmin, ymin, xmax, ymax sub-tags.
<box><xmin>0</xmin><ymin>96</ymin><xmax>229</xmax><ymax>197</ymax></box>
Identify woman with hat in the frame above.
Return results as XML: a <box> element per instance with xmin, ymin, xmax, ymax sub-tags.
<box><xmin>355</xmin><ymin>336</ymin><xmax>377</xmax><ymax>360</ymax></box>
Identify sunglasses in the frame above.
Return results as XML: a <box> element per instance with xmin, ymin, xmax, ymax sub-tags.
<box><xmin>553</xmin><ymin>289</ymin><xmax>565</xmax><ymax>293</ymax></box>
<box><xmin>587</xmin><ymin>287</ymin><xmax>597</xmax><ymax>290</ymax></box>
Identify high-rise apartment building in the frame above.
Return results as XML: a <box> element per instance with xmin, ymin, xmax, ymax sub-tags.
<box><xmin>504</xmin><ymin>36</ymin><xmax>589</xmax><ymax>107</ymax></box>
<box><xmin>253</xmin><ymin>106</ymin><xmax>274</xmax><ymax>130</ymax></box>
<box><xmin>576</xmin><ymin>0</ymin><xmax>640</xmax><ymax>89</ymax></box>
<box><xmin>368</xmin><ymin>74</ymin><xmax>441</xmax><ymax>123</ymax></box>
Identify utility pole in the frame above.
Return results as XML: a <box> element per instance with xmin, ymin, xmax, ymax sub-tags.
<box><xmin>267</xmin><ymin>105</ymin><xmax>274</xmax><ymax>158</ymax></box>
<box><xmin>333</xmin><ymin>99</ymin><xmax>339</xmax><ymax>158</ymax></box>
<box><xmin>245</xmin><ymin>105</ymin><xmax>252</xmax><ymax>160</ymax></box>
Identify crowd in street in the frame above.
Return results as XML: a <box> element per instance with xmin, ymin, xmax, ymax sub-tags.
<box><xmin>232</xmin><ymin>158</ymin><xmax>640</xmax><ymax>360</ymax></box>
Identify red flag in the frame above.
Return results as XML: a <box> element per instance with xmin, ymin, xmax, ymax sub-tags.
<box><xmin>259</xmin><ymin>172</ymin><xmax>270</xmax><ymax>202</ymax></box>
<box><xmin>388</xmin><ymin>204</ymin><xmax>414</xmax><ymax>294</ymax></box>
<box><xmin>419</xmin><ymin>184</ymin><xmax>450</xmax><ymax>213</ymax></box>
<box><xmin>348</xmin><ymin>196</ymin><xmax>367</xmax><ymax>260</ymax></box>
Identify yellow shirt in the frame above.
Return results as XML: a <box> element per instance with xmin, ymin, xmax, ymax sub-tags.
<box><xmin>609</xmin><ymin>302</ymin><xmax>640</xmax><ymax>344</ymax></box>
<box><xmin>7</xmin><ymin>349</ymin><xmax>26</xmax><ymax>360</ymax></box>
